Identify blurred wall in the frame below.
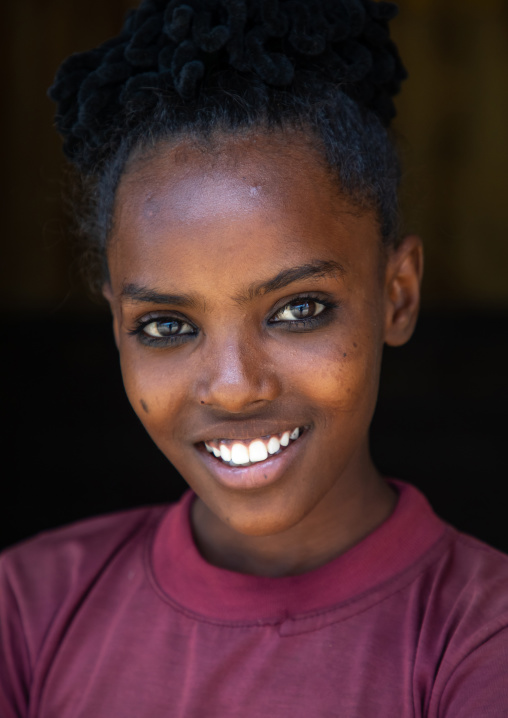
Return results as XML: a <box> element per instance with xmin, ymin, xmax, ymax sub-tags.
<box><xmin>1</xmin><ymin>0</ymin><xmax>508</xmax><ymax>313</ymax></box>
<box><xmin>393</xmin><ymin>0</ymin><xmax>508</xmax><ymax>308</ymax></box>
<box><xmin>1</xmin><ymin>0</ymin><xmax>136</xmax><ymax>314</ymax></box>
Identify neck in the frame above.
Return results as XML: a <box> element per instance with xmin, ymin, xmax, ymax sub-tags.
<box><xmin>191</xmin><ymin>456</ymin><xmax>397</xmax><ymax>578</ymax></box>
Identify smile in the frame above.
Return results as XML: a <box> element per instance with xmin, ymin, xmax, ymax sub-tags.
<box><xmin>204</xmin><ymin>427</ymin><xmax>303</xmax><ymax>468</ymax></box>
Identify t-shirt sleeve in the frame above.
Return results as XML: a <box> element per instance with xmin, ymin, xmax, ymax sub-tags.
<box><xmin>0</xmin><ymin>554</ymin><xmax>31</xmax><ymax>718</ymax></box>
<box><xmin>438</xmin><ymin>626</ymin><xmax>508</xmax><ymax>717</ymax></box>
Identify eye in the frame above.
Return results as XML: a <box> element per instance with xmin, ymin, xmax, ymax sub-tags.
<box><xmin>142</xmin><ymin>319</ymin><xmax>194</xmax><ymax>338</ymax></box>
<box><xmin>128</xmin><ymin>315</ymin><xmax>197</xmax><ymax>346</ymax></box>
<box><xmin>272</xmin><ymin>298</ymin><xmax>326</xmax><ymax>323</ymax></box>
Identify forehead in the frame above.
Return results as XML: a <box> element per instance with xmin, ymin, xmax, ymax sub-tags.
<box><xmin>109</xmin><ymin>133</ymin><xmax>381</xmax><ymax>291</ymax></box>
<box><xmin>116</xmin><ymin>133</ymin><xmax>340</xmax><ymax>220</ymax></box>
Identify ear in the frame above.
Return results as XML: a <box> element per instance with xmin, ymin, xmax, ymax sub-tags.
<box><xmin>102</xmin><ymin>282</ymin><xmax>121</xmax><ymax>351</ymax></box>
<box><xmin>384</xmin><ymin>235</ymin><xmax>423</xmax><ymax>347</ymax></box>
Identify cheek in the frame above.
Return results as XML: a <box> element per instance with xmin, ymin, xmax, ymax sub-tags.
<box><xmin>280</xmin><ymin>335</ymin><xmax>381</xmax><ymax>416</ymax></box>
<box><xmin>118</xmin><ymin>344</ymin><xmax>188</xmax><ymax>433</ymax></box>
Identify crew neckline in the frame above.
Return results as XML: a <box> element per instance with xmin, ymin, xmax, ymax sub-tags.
<box><xmin>150</xmin><ymin>480</ymin><xmax>446</xmax><ymax>624</ymax></box>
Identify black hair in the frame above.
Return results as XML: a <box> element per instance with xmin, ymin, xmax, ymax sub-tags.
<box><xmin>49</xmin><ymin>0</ymin><xmax>407</xmax><ymax>288</ymax></box>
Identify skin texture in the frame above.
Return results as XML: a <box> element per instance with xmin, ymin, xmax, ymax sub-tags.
<box><xmin>104</xmin><ymin>132</ymin><xmax>423</xmax><ymax>577</ymax></box>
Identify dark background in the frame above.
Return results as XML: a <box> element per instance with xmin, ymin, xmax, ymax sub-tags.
<box><xmin>2</xmin><ymin>0</ymin><xmax>507</xmax><ymax>552</ymax></box>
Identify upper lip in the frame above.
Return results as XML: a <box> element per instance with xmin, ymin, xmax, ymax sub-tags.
<box><xmin>191</xmin><ymin>420</ymin><xmax>308</xmax><ymax>444</ymax></box>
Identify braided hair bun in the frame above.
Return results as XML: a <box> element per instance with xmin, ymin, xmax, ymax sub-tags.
<box><xmin>50</xmin><ymin>0</ymin><xmax>406</xmax><ymax>174</ymax></box>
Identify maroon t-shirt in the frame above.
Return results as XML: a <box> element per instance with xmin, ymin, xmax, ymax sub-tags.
<box><xmin>1</xmin><ymin>480</ymin><xmax>508</xmax><ymax>717</ymax></box>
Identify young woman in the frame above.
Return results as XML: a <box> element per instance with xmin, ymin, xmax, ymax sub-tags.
<box><xmin>1</xmin><ymin>1</ymin><xmax>507</xmax><ymax>715</ymax></box>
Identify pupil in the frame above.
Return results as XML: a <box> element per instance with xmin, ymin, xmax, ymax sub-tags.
<box><xmin>293</xmin><ymin>302</ymin><xmax>312</xmax><ymax>318</ymax></box>
<box><xmin>158</xmin><ymin>321</ymin><xmax>178</xmax><ymax>336</ymax></box>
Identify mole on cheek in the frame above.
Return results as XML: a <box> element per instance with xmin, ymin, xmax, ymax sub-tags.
<box><xmin>140</xmin><ymin>399</ymin><xmax>149</xmax><ymax>414</ymax></box>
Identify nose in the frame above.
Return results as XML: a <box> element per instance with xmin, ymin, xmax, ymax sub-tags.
<box><xmin>194</xmin><ymin>332</ymin><xmax>280</xmax><ymax>413</ymax></box>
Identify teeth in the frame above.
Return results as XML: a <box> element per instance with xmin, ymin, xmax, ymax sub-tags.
<box><xmin>220</xmin><ymin>444</ymin><xmax>232</xmax><ymax>462</ymax></box>
<box><xmin>249</xmin><ymin>440</ymin><xmax>268</xmax><ymax>463</ymax></box>
<box><xmin>231</xmin><ymin>443</ymin><xmax>250</xmax><ymax>465</ymax></box>
<box><xmin>205</xmin><ymin>427</ymin><xmax>303</xmax><ymax>466</ymax></box>
<box><xmin>267</xmin><ymin>436</ymin><xmax>280</xmax><ymax>455</ymax></box>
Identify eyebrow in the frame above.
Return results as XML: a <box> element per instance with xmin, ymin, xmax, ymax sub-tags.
<box><xmin>120</xmin><ymin>285</ymin><xmax>200</xmax><ymax>308</ymax></box>
<box><xmin>238</xmin><ymin>260</ymin><xmax>346</xmax><ymax>303</ymax></box>
<box><xmin>120</xmin><ymin>260</ymin><xmax>346</xmax><ymax>307</ymax></box>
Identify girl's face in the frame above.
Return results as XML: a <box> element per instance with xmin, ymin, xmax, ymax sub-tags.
<box><xmin>105</xmin><ymin>133</ymin><xmax>421</xmax><ymax>541</ymax></box>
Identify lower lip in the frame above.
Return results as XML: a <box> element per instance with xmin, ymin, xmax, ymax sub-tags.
<box><xmin>196</xmin><ymin>430</ymin><xmax>309</xmax><ymax>491</ymax></box>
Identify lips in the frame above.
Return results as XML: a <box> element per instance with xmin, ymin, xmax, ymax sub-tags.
<box><xmin>194</xmin><ymin>423</ymin><xmax>309</xmax><ymax>491</ymax></box>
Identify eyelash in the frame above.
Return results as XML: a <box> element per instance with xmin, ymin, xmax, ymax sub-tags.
<box><xmin>129</xmin><ymin>294</ymin><xmax>338</xmax><ymax>347</ymax></box>
<box><xmin>269</xmin><ymin>294</ymin><xmax>337</xmax><ymax>332</ymax></box>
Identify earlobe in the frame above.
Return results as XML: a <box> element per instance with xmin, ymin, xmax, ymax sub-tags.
<box><xmin>102</xmin><ymin>282</ymin><xmax>121</xmax><ymax>351</ymax></box>
<box><xmin>384</xmin><ymin>235</ymin><xmax>423</xmax><ymax>347</ymax></box>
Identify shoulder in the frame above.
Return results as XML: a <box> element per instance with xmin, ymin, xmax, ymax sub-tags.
<box><xmin>0</xmin><ymin>505</ymin><xmax>166</xmax><ymax>635</ymax></box>
<box><xmin>434</xmin><ymin>529</ymin><xmax>508</xmax><ymax>622</ymax></box>
<box><xmin>389</xmin><ymin>481</ymin><xmax>508</xmax><ymax>620</ymax></box>
<box><xmin>3</xmin><ymin>504</ymin><xmax>165</xmax><ymax>554</ymax></box>
<box><xmin>413</xmin><ymin>527</ymin><xmax>508</xmax><ymax>716</ymax></box>
<box><xmin>453</xmin><ymin>529</ymin><xmax>508</xmax><ymax>577</ymax></box>
<box><xmin>411</xmin><ymin>522</ymin><xmax>508</xmax><ymax>651</ymax></box>
<box><xmin>443</xmin><ymin>529</ymin><xmax>508</xmax><ymax>657</ymax></box>
<box><xmin>428</xmin><ymin>531</ymin><xmax>508</xmax><ymax>717</ymax></box>
<box><xmin>0</xmin><ymin>506</ymin><xmax>167</xmax><ymax>718</ymax></box>
<box><xmin>378</xmin><ymin>491</ymin><xmax>508</xmax><ymax>717</ymax></box>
